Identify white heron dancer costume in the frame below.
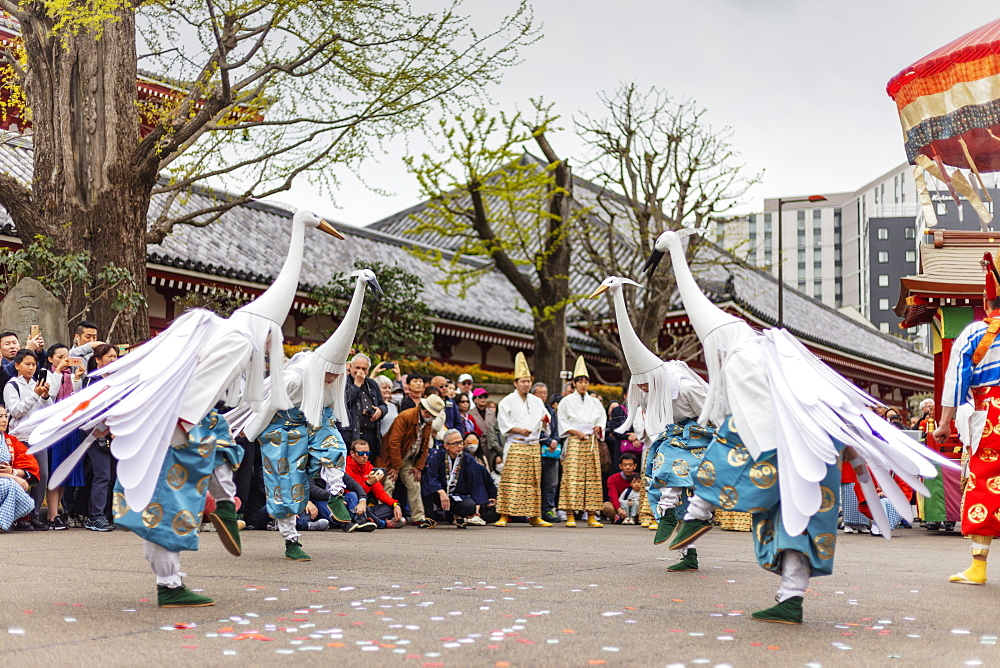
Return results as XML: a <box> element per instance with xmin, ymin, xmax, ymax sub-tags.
<box><xmin>18</xmin><ymin>210</ymin><xmax>342</xmax><ymax>607</ymax></box>
<box><xmin>590</xmin><ymin>276</ymin><xmax>709</xmax><ymax>571</ymax></box>
<box><xmin>644</xmin><ymin>229</ymin><xmax>955</xmax><ymax>624</ymax></box>
<box><xmin>228</xmin><ymin>270</ymin><xmax>382</xmax><ymax>562</ymax></box>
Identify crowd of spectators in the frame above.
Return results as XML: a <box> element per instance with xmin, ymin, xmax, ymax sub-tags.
<box><xmin>0</xmin><ymin>327</ymin><xmax>662</xmax><ymax>535</ymax></box>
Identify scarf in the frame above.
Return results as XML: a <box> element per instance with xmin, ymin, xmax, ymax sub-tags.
<box><xmin>445</xmin><ymin>453</ymin><xmax>462</xmax><ymax>494</ymax></box>
<box><xmin>51</xmin><ymin>366</ymin><xmax>74</xmax><ymax>402</ymax></box>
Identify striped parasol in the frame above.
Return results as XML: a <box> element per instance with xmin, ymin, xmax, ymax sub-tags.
<box><xmin>887</xmin><ymin>18</ymin><xmax>1000</xmax><ymax>229</ymax></box>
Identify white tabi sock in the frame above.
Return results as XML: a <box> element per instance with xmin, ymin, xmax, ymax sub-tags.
<box><xmin>776</xmin><ymin>550</ymin><xmax>810</xmax><ymax>601</ymax></box>
<box><xmin>208</xmin><ymin>464</ymin><xmax>237</xmax><ymax>503</ymax></box>
<box><xmin>276</xmin><ymin>515</ymin><xmax>299</xmax><ymax>542</ymax></box>
<box><xmin>143</xmin><ymin>540</ymin><xmax>184</xmax><ymax>588</ymax></box>
<box><xmin>657</xmin><ymin>487</ymin><xmax>683</xmax><ymax>517</ymax></box>
<box><xmin>683</xmin><ymin>495</ymin><xmax>715</xmax><ymax>522</ymax></box>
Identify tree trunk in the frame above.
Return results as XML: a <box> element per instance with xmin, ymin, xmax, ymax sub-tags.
<box><xmin>13</xmin><ymin>9</ymin><xmax>154</xmax><ymax>343</ymax></box>
<box><xmin>534</xmin><ymin>132</ymin><xmax>571</xmax><ymax>393</ymax></box>
<box><xmin>533</xmin><ymin>310</ymin><xmax>567</xmax><ymax>395</ymax></box>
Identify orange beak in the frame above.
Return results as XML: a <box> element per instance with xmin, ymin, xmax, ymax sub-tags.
<box><xmin>318</xmin><ymin>220</ymin><xmax>345</xmax><ymax>239</ymax></box>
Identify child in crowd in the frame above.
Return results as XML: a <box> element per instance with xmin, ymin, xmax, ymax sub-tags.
<box><xmin>619</xmin><ymin>475</ymin><xmax>642</xmax><ymax>524</ymax></box>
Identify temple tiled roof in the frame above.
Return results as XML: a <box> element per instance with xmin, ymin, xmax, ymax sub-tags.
<box><xmin>0</xmin><ymin>133</ymin><xmax>598</xmax><ymax>349</ymax></box>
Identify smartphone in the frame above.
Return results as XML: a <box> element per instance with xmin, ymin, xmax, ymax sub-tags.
<box><xmin>65</xmin><ymin>357</ymin><xmax>84</xmax><ymax>367</ymax></box>
<box><xmin>29</xmin><ymin>324</ymin><xmax>39</xmax><ymax>338</ymax></box>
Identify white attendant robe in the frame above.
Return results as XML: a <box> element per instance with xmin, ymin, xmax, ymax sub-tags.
<box><xmin>496</xmin><ymin>392</ymin><xmax>548</xmax><ymax>460</ymax></box>
<box><xmin>557</xmin><ymin>392</ymin><xmax>606</xmax><ymax>442</ymax></box>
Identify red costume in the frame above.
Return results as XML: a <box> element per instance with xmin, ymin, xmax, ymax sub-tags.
<box><xmin>4</xmin><ymin>433</ymin><xmax>39</xmax><ymax>483</ymax></box>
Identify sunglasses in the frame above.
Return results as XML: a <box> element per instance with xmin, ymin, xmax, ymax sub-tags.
<box><xmin>353</xmin><ymin>451</ymin><xmax>371</xmax><ymax>457</ymax></box>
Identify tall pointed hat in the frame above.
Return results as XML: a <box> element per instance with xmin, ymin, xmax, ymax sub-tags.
<box><xmin>572</xmin><ymin>355</ymin><xmax>589</xmax><ymax>380</ymax></box>
<box><xmin>513</xmin><ymin>351</ymin><xmax>531</xmax><ymax>380</ymax></box>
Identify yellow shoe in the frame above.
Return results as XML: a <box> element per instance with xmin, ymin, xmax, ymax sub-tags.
<box><xmin>565</xmin><ymin>515</ymin><xmax>577</xmax><ymax>527</ymax></box>
<box><xmin>529</xmin><ymin>516</ymin><xmax>553</xmax><ymax>527</ymax></box>
<box><xmin>640</xmin><ymin>520</ymin><xmax>650</xmax><ymax>528</ymax></box>
<box><xmin>649</xmin><ymin>521</ymin><xmax>658</xmax><ymax>531</ymax></box>
<box><xmin>587</xmin><ymin>518</ymin><xmax>604</xmax><ymax>528</ymax></box>
<box><xmin>494</xmin><ymin>514</ymin><xmax>509</xmax><ymax>527</ymax></box>
<box><xmin>949</xmin><ymin>559</ymin><xmax>987</xmax><ymax>585</ymax></box>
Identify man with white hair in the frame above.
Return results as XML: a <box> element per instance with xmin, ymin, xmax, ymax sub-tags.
<box><xmin>342</xmin><ymin>353</ymin><xmax>387</xmax><ymax>460</ymax></box>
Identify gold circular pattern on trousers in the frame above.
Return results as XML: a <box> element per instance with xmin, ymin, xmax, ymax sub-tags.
<box><xmin>819</xmin><ymin>486</ymin><xmax>836</xmax><ymax>513</ymax></box>
<box><xmin>727</xmin><ymin>446</ymin><xmax>749</xmax><ymax>467</ymax></box>
<box><xmin>142</xmin><ymin>503</ymin><xmax>164</xmax><ymax>529</ymax></box>
<box><xmin>719</xmin><ymin>485</ymin><xmax>739</xmax><ymax>510</ymax></box>
<box><xmin>968</xmin><ymin>503</ymin><xmax>989</xmax><ymax>523</ymax></box>
<box><xmin>166</xmin><ymin>464</ymin><xmax>189</xmax><ymax>490</ymax></box>
<box><xmin>755</xmin><ymin>518</ymin><xmax>774</xmax><ymax>545</ymax></box>
<box><xmin>749</xmin><ymin>461</ymin><xmax>778</xmax><ymax>489</ymax></box>
<box><xmin>112</xmin><ymin>492</ymin><xmax>128</xmax><ymax>519</ymax></box>
<box><xmin>172</xmin><ymin>510</ymin><xmax>198</xmax><ymax>535</ymax></box>
<box><xmin>696</xmin><ymin>460</ymin><xmax>716</xmax><ymax>487</ymax></box>
<box><xmin>814</xmin><ymin>532</ymin><xmax>836</xmax><ymax>559</ymax></box>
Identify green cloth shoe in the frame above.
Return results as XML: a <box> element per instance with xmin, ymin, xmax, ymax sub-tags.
<box><xmin>666</xmin><ymin>548</ymin><xmax>698</xmax><ymax>572</ymax></box>
<box><xmin>157</xmin><ymin>585</ymin><xmax>215</xmax><ymax>608</ymax></box>
<box><xmin>751</xmin><ymin>596</ymin><xmax>803</xmax><ymax>624</ymax></box>
<box><xmin>667</xmin><ymin>518</ymin><xmax>713</xmax><ymax>550</ymax></box>
<box><xmin>206</xmin><ymin>500</ymin><xmax>242</xmax><ymax>556</ymax></box>
<box><xmin>329</xmin><ymin>496</ymin><xmax>352</xmax><ymax>523</ymax></box>
<box><xmin>285</xmin><ymin>540</ymin><xmax>311</xmax><ymax>561</ymax></box>
<box><xmin>653</xmin><ymin>510</ymin><xmax>678</xmax><ymax>545</ymax></box>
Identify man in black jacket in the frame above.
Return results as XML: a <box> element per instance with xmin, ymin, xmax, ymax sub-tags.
<box><xmin>341</xmin><ymin>353</ymin><xmax>388</xmax><ymax>460</ymax></box>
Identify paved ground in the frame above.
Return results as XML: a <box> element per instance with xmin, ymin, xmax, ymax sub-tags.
<box><xmin>0</xmin><ymin>521</ymin><xmax>995</xmax><ymax>666</ymax></box>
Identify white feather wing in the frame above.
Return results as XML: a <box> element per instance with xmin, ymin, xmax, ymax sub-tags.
<box><xmin>22</xmin><ymin>309</ymin><xmax>221</xmax><ymax>510</ymax></box>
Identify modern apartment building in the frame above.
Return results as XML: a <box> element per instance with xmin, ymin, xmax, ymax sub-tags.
<box><xmin>721</xmin><ymin>163</ymin><xmax>999</xmax><ymax>339</ymax></box>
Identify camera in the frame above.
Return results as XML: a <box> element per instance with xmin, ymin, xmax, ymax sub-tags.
<box><xmin>362</xmin><ymin>407</ymin><xmax>375</xmax><ymax>417</ymax></box>
<box><xmin>559</xmin><ymin>370</ymin><xmax>573</xmax><ymax>380</ymax></box>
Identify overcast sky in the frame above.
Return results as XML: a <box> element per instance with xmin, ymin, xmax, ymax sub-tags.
<box><xmin>269</xmin><ymin>1</ymin><xmax>1000</xmax><ymax>226</ymax></box>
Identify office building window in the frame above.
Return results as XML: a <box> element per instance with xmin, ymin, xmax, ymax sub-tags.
<box><xmin>798</xmin><ymin>280</ymin><xmax>806</xmax><ymax>291</ymax></box>
<box><xmin>878</xmin><ymin>274</ymin><xmax>889</xmax><ymax>287</ymax></box>
<box><xmin>905</xmin><ymin>250</ymin><xmax>916</xmax><ymax>262</ymax></box>
<box><xmin>877</xmin><ymin>228</ymin><xmax>888</xmax><ymax>240</ymax></box>
<box><xmin>878</xmin><ymin>250</ymin><xmax>889</xmax><ymax>263</ymax></box>
<box><xmin>813</xmin><ymin>281</ymin><xmax>822</xmax><ymax>299</ymax></box>
<box><xmin>904</xmin><ymin>227</ymin><xmax>915</xmax><ymax>239</ymax></box>
<box><xmin>880</xmin><ymin>322</ymin><xmax>890</xmax><ymax>333</ymax></box>
<box><xmin>878</xmin><ymin>298</ymin><xmax>890</xmax><ymax>310</ymax></box>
